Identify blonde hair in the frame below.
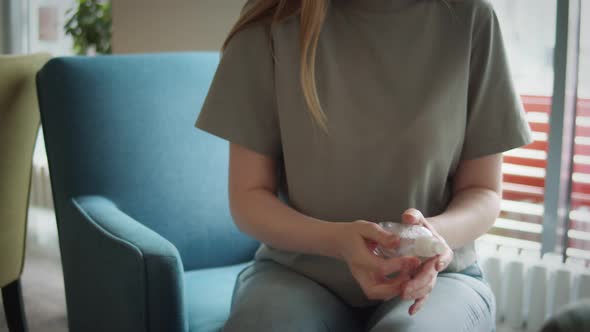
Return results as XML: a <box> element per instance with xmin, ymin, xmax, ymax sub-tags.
<box><xmin>223</xmin><ymin>0</ymin><xmax>329</xmax><ymax>132</ymax></box>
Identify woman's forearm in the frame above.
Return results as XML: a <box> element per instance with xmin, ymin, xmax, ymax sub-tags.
<box><xmin>428</xmin><ymin>187</ymin><xmax>501</xmax><ymax>249</ymax></box>
<box><xmin>230</xmin><ymin>188</ymin><xmax>342</xmax><ymax>258</ymax></box>
<box><xmin>233</xmin><ymin>186</ymin><xmax>500</xmax><ymax>255</ymax></box>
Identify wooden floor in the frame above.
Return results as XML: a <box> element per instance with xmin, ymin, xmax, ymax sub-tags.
<box><xmin>0</xmin><ymin>252</ymin><xmax>68</xmax><ymax>332</ymax></box>
<box><xmin>0</xmin><ymin>209</ymin><xmax>67</xmax><ymax>332</ymax></box>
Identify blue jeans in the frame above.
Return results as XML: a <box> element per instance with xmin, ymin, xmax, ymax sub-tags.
<box><xmin>223</xmin><ymin>260</ymin><xmax>496</xmax><ymax>332</ymax></box>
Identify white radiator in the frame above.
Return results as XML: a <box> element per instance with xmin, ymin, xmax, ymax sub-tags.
<box><xmin>30</xmin><ymin>154</ymin><xmax>54</xmax><ymax>209</ymax></box>
<box><xmin>30</xmin><ymin>130</ymin><xmax>54</xmax><ymax>210</ymax></box>
<box><xmin>477</xmin><ymin>242</ymin><xmax>590</xmax><ymax>331</ymax></box>
<box><xmin>28</xmin><ymin>134</ymin><xmax>59</xmax><ymax>260</ymax></box>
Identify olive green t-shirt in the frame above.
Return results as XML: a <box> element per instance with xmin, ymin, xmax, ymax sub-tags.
<box><xmin>196</xmin><ymin>0</ymin><xmax>533</xmax><ymax>307</ymax></box>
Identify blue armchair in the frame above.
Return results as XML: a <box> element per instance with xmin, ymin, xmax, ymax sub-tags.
<box><xmin>36</xmin><ymin>53</ymin><xmax>259</xmax><ymax>332</ymax></box>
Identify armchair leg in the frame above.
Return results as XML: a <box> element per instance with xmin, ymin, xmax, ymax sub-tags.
<box><xmin>2</xmin><ymin>279</ymin><xmax>28</xmax><ymax>332</ymax></box>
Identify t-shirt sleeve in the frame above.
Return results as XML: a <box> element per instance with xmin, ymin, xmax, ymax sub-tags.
<box><xmin>460</xmin><ymin>4</ymin><xmax>534</xmax><ymax>161</ymax></box>
<box><xmin>195</xmin><ymin>24</ymin><xmax>282</xmax><ymax>159</ymax></box>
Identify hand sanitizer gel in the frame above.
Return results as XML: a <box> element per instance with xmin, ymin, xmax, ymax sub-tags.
<box><xmin>375</xmin><ymin>221</ymin><xmax>446</xmax><ymax>259</ymax></box>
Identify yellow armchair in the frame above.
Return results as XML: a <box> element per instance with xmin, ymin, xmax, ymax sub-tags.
<box><xmin>0</xmin><ymin>53</ymin><xmax>51</xmax><ymax>332</ymax></box>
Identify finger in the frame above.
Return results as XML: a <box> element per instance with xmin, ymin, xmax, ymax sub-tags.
<box><xmin>359</xmin><ymin>221</ymin><xmax>400</xmax><ymax>249</ymax></box>
<box><xmin>373</xmin><ymin>270</ymin><xmax>391</xmax><ymax>284</ymax></box>
<box><xmin>402</xmin><ymin>208</ymin><xmax>425</xmax><ymax>225</ymax></box>
<box><xmin>381</xmin><ymin>255</ymin><xmax>422</xmax><ymax>276</ymax></box>
<box><xmin>419</xmin><ymin>216</ymin><xmax>434</xmax><ymax>229</ymax></box>
<box><xmin>382</xmin><ymin>274</ymin><xmax>412</xmax><ymax>301</ymax></box>
<box><xmin>405</xmin><ymin>277</ymin><xmax>437</xmax><ymax>300</ymax></box>
<box><xmin>402</xmin><ymin>258</ymin><xmax>437</xmax><ymax>297</ymax></box>
<box><xmin>362</xmin><ymin>251</ymin><xmax>418</xmax><ymax>279</ymax></box>
<box><xmin>418</xmin><ymin>218</ymin><xmax>443</xmax><ymax>240</ymax></box>
<box><xmin>365</xmin><ymin>240</ymin><xmax>378</xmax><ymax>254</ymax></box>
<box><xmin>373</xmin><ymin>269</ymin><xmax>411</xmax><ymax>285</ymax></box>
<box><xmin>364</xmin><ymin>274</ymin><xmax>411</xmax><ymax>301</ymax></box>
<box><xmin>361</xmin><ymin>246</ymin><xmax>392</xmax><ymax>272</ymax></box>
<box><xmin>361</xmin><ymin>249</ymin><xmax>411</xmax><ymax>279</ymax></box>
<box><xmin>436</xmin><ymin>249</ymin><xmax>454</xmax><ymax>272</ymax></box>
<box><xmin>409</xmin><ymin>295</ymin><xmax>429</xmax><ymax>316</ymax></box>
<box><xmin>410</xmin><ymin>217</ymin><xmax>452</xmax><ymax>272</ymax></box>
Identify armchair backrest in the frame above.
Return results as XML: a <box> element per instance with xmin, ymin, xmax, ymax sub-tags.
<box><xmin>36</xmin><ymin>53</ymin><xmax>259</xmax><ymax>271</ymax></box>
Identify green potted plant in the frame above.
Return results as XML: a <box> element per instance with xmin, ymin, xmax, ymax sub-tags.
<box><xmin>64</xmin><ymin>0</ymin><xmax>112</xmax><ymax>55</ymax></box>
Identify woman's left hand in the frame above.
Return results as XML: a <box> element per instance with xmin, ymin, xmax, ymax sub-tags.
<box><xmin>399</xmin><ymin>208</ymin><xmax>453</xmax><ymax>315</ymax></box>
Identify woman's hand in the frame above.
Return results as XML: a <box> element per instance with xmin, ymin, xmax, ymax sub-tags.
<box><xmin>333</xmin><ymin>220</ymin><xmax>421</xmax><ymax>301</ymax></box>
<box><xmin>399</xmin><ymin>208</ymin><xmax>453</xmax><ymax>315</ymax></box>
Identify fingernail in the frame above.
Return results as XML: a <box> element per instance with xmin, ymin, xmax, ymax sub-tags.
<box><xmin>437</xmin><ymin>262</ymin><xmax>445</xmax><ymax>271</ymax></box>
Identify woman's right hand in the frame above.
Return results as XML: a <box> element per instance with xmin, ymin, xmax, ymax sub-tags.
<box><xmin>333</xmin><ymin>220</ymin><xmax>422</xmax><ymax>301</ymax></box>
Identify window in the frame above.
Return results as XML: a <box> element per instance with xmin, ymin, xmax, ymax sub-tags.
<box><xmin>567</xmin><ymin>0</ymin><xmax>590</xmax><ymax>262</ymax></box>
<box><xmin>481</xmin><ymin>0</ymin><xmax>557</xmax><ymax>251</ymax></box>
<box><xmin>482</xmin><ymin>0</ymin><xmax>590</xmax><ymax>266</ymax></box>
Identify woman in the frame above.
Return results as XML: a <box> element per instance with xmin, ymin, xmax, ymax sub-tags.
<box><xmin>196</xmin><ymin>0</ymin><xmax>532</xmax><ymax>330</ymax></box>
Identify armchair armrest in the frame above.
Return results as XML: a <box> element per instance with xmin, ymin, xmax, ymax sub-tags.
<box><xmin>64</xmin><ymin>195</ymin><xmax>187</xmax><ymax>332</ymax></box>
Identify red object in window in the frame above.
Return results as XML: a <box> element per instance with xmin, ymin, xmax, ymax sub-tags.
<box><xmin>500</xmin><ymin>96</ymin><xmax>590</xmax><ymax>255</ymax></box>
<box><xmin>502</xmin><ymin>96</ymin><xmax>590</xmax><ymax>209</ymax></box>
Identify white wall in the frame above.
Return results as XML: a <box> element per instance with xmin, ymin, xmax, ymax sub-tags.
<box><xmin>579</xmin><ymin>1</ymin><xmax>590</xmax><ymax>98</ymax></box>
<box><xmin>112</xmin><ymin>0</ymin><xmax>246</xmax><ymax>53</ymax></box>
<box><xmin>0</xmin><ymin>0</ymin><xmax>5</xmax><ymax>53</ymax></box>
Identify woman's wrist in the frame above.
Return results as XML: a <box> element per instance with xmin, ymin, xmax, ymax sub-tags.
<box><xmin>273</xmin><ymin>216</ymin><xmax>344</xmax><ymax>259</ymax></box>
<box><xmin>313</xmin><ymin>220</ymin><xmax>347</xmax><ymax>259</ymax></box>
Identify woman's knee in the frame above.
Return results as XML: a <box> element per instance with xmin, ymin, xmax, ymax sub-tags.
<box><xmin>223</xmin><ymin>301</ymin><xmax>322</xmax><ymax>332</ymax></box>
<box><xmin>368</xmin><ymin>275</ymin><xmax>496</xmax><ymax>332</ymax></box>
<box><xmin>225</xmin><ymin>260</ymin><xmax>360</xmax><ymax>332</ymax></box>
<box><xmin>224</xmin><ymin>293</ymin><xmax>364</xmax><ymax>332</ymax></box>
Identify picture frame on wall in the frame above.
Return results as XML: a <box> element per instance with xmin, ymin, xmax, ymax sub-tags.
<box><xmin>38</xmin><ymin>6</ymin><xmax>58</xmax><ymax>41</ymax></box>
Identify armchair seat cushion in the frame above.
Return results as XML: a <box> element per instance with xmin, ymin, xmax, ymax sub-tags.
<box><xmin>185</xmin><ymin>262</ymin><xmax>251</xmax><ymax>332</ymax></box>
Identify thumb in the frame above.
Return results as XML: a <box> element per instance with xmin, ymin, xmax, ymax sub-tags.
<box><xmin>402</xmin><ymin>208</ymin><xmax>423</xmax><ymax>225</ymax></box>
<box><xmin>360</xmin><ymin>222</ymin><xmax>399</xmax><ymax>248</ymax></box>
